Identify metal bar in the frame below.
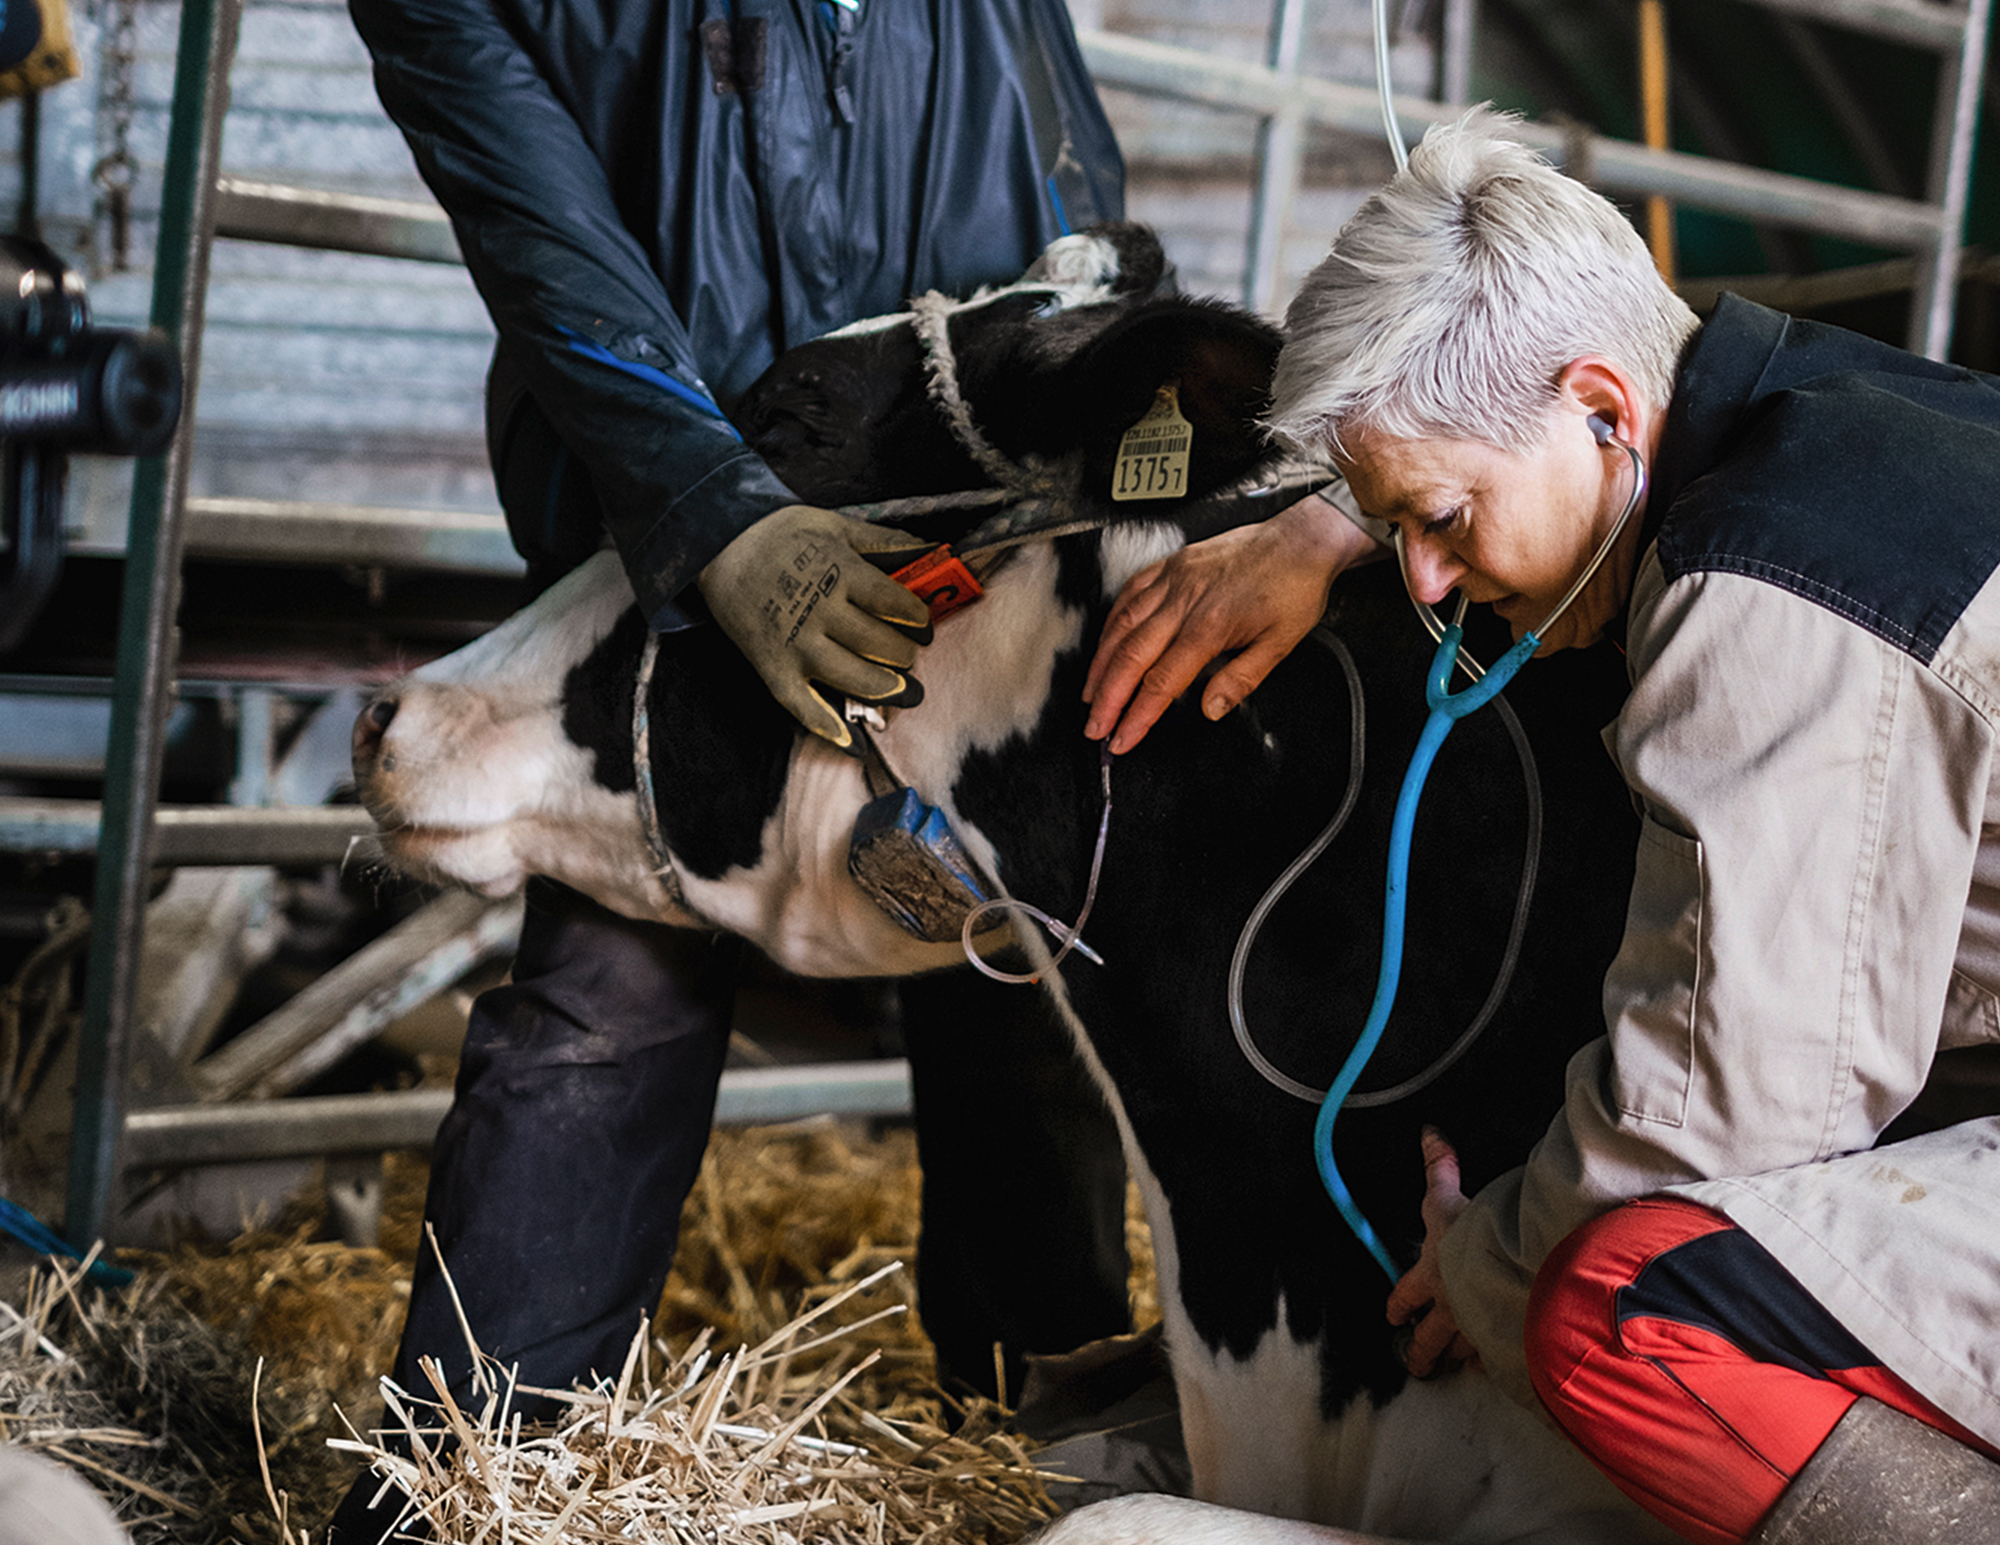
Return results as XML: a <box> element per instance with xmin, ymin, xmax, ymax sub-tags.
<box><xmin>68</xmin><ymin>0</ymin><xmax>243</xmax><ymax>1252</ymax></box>
<box><xmin>228</xmin><ymin>685</ymin><xmax>273</xmax><ymax>807</ymax></box>
<box><xmin>268</xmin><ymin>688</ymin><xmax>367</xmax><ymax>809</ymax></box>
<box><xmin>125</xmin><ymin>1087</ymin><xmax>456</xmax><ymax>1166</ymax></box>
<box><xmin>182</xmin><ymin>496</ymin><xmax>524</xmax><ymax>575</ymax></box>
<box><xmin>122</xmin><ymin>1061</ymin><xmax>917</xmax><ymax>1168</ymax></box>
<box><xmin>1772</xmin><ymin>13</ymin><xmax>1914</xmax><ymax>199</ymax></box>
<box><xmin>1440</xmin><ymin>0</ymin><xmax>1476</xmax><ymax>106</ymax></box>
<box><xmin>1245</xmin><ymin>0</ymin><xmax>1310</xmax><ymax>314</ymax></box>
<box><xmin>0</xmin><ymin>799</ymin><xmax>378</xmax><ymax>865</ymax></box>
<box><xmin>1077</xmin><ymin>28</ymin><xmax>1947</xmax><ymax>248</ymax></box>
<box><xmin>188</xmin><ymin>891</ymin><xmax>520</xmax><ymax>1102</ymax></box>
<box><xmin>1746</xmin><ymin>0</ymin><xmax>1969</xmax><ymax>52</ymax></box>
<box><xmin>213</xmin><ymin>177</ymin><xmax>462</xmax><ymax>265</ymax></box>
<box><xmin>1910</xmin><ymin>0</ymin><xmax>1993</xmax><ymax>356</ymax></box>
<box><xmin>1675</xmin><ymin>251</ymin><xmax>1934</xmax><ymax>312</ymax></box>
<box><xmin>712</xmin><ymin>1060</ymin><xmax>914</xmax><ymax>1126</ymax></box>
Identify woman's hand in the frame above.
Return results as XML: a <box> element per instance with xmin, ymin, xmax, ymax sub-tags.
<box><xmin>1082</xmin><ymin>493</ymin><xmax>1379</xmax><ymax>755</ymax></box>
<box><xmin>1386</xmin><ymin>1127</ymin><xmax>1480</xmax><ymax>1378</ymax></box>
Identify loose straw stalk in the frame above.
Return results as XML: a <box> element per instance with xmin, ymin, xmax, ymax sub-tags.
<box><xmin>328</xmin><ymin>1255</ymin><xmax>1064</xmax><ymax>1543</ymax></box>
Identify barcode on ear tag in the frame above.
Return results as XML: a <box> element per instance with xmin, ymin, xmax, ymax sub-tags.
<box><xmin>1112</xmin><ymin>383</ymin><xmax>1192</xmax><ymax>501</ymax></box>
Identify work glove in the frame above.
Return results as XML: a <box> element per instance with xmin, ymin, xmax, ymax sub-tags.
<box><xmin>697</xmin><ymin>503</ymin><xmax>935</xmax><ymax>751</ymax></box>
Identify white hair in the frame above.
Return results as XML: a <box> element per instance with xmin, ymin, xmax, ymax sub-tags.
<box><xmin>1268</xmin><ymin>109</ymin><xmax>1699</xmax><ymax>458</ymax></box>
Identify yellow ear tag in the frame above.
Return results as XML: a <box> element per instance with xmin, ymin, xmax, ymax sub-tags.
<box><xmin>1112</xmin><ymin>382</ymin><xmax>1193</xmax><ymax>501</ymax></box>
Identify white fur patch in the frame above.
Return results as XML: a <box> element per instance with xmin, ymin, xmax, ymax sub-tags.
<box><xmin>674</xmin><ymin>541</ymin><xmax>1084</xmax><ymax>978</ymax></box>
<box><xmin>1066</xmin><ymin>1282</ymin><xmax>1662</xmax><ymax>1543</ymax></box>
<box><xmin>1019</xmin><ymin>231</ymin><xmax>1125</xmax><ymax>291</ymax></box>
<box><xmin>412</xmin><ymin>550</ymin><xmax>631</xmax><ymax>692</ymax></box>
<box><xmin>1097</xmin><ymin>522</ymin><xmax>1188</xmax><ymax>600</ymax></box>
<box><xmin>673</xmin><ymin>736</ymin><xmax>967</xmax><ymax>978</ymax></box>
<box><xmin>1032</xmin><ymin>1495</ymin><xmax>1368</xmax><ymax>1545</ymax></box>
<box><xmin>356</xmin><ymin>552</ymin><xmax>688</xmax><ymax>923</ymax></box>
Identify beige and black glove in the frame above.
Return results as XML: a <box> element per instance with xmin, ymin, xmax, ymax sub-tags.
<box><xmin>697</xmin><ymin>503</ymin><xmax>935</xmax><ymax>751</ymax></box>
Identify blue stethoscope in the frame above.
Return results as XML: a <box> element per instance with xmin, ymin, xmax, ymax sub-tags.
<box><xmin>1317</xmin><ymin>418</ymin><xmax>1648</xmax><ymax>1281</ymax></box>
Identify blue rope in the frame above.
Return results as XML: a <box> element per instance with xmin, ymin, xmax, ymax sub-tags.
<box><xmin>0</xmin><ymin>1196</ymin><xmax>133</xmax><ymax>1286</ymax></box>
<box><xmin>1314</xmin><ymin>622</ymin><xmax>1541</xmax><ymax>1282</ymax></box>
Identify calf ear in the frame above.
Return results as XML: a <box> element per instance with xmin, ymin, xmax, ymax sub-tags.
<box><xmin>1053</xmin><ymin>299</ymin><xmax>1284</xmax><ymax>502</ymax></box>
<box><xmin>1022</xmin><ymin>220</ymin><xmax>1168</xmax><ymax>298</ymax></box>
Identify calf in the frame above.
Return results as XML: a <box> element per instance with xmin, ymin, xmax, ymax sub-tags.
<box><xmin>353</xmin><ymin>243</ymin><xmax>1662</xmax><ymax>1543</ymax></box>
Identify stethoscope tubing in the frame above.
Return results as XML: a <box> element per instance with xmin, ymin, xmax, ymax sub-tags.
<box><xmin>1313</xmin><ymin>437</ymin><xmax>1645</xmax><ymax>1284</ymax></box>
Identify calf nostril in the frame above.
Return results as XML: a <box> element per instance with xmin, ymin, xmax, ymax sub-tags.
<box><xmin>354</xmin><ymin>696</ymin><xmax>399</xmax><ymax>761</ymax></box>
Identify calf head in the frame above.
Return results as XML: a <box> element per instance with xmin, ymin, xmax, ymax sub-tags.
<box><xmin>734</xmin><ymin>222</ymin><xmax>1280</xmax><ymax>508</ymax></box>
<box><xmin>349</xmin><ymin>554</ymin><xmax>684</xmax><ymax>920</ymax></box>
<box><xmin>353</xmin><ymin>225</ymin><xmax>1281</xmax><ymax>971</ymax></box>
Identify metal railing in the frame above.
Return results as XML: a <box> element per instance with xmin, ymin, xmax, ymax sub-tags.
<box><xmin>1081</xmin><ymin>0</ymin><xmax>1990</xmax><ymax>357</ymax></box>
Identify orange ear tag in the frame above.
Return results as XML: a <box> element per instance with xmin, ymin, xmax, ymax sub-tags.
<box><xmin>1112</xmin><ymin>382</ymin><xmax>1193</xmax><ymax>501</ymax></box>
<box><xmin>891</xmin><ymin>544</ymin><xmax>984</xmax><ymax>622</ymax></box>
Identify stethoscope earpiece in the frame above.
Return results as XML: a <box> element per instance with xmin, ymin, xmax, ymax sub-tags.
<box><xmin>1588</xmin><ymin>412</ymin><xmax>1617</xmax><ymax>446</ymax></box>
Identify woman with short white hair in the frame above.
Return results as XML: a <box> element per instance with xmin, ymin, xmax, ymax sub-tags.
<box><xmin>1085</xmin><ymin>112</ymin><xmax>2000</xmax><ymax>1545</ymax></box>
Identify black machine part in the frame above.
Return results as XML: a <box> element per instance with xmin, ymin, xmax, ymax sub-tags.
<box><xmin>0</xmin><ymin>234</ymin><xmax>183</xmax><ymax>655</ymax></box>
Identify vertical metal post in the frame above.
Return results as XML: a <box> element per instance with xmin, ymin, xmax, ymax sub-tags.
<box><xmin>67</xmin><ymin>0</ymin><xmax>241</xmax><ymax>1249</ymax></box>
<box><xmin>1246</xmin><ymin>0</ymin><xmax>1311</xmax><ymax>314</ymax></box>
<box><xmin>1440</xmin><ymin>0</ymin><xmax>1475</xmax><ymax>106</ymax></box>
<box><xmin>1910</xmin><ymin>0</ymin><xmax>1992</xmax><ymax>360</ymax></box>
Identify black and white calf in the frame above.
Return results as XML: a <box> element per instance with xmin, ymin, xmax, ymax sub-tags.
<box><xmin>353</xmin><ymin>241</ymin><xmax>1667</xmax><ymax>1544</ymax></box>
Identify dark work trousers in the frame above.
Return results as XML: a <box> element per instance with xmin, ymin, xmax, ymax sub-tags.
<box><xmin>385</xmin><ymin>890</ymin><xmax>1130</xmax><ymax>1415</ymax></box>
<box><xmin>327</xmin><ymin>364</ymin><xmax>1129</xmax><ymax>1539</ymax></box>
<box><xmin>406</xmin><ymin>882</ymin><xmax>740</xmax><ymax>1412</ymax></box>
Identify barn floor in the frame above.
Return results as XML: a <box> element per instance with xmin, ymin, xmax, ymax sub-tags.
<box><xmin>1</xmin><ymin>1117</ymin><xmax>1166</xmax><ymax>1542</ymax></box>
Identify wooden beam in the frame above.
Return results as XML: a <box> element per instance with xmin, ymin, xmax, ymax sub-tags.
<box><xmin>188</xmin><ymin>891</ymin><xmax>518</xmax><ymax>1102</ymax></box>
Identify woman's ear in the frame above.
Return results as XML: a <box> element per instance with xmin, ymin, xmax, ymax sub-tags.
<box><xmin>1555</xmin><ymin>357</ymin><xmax>1642</xmax><ymax>446</ymax></box>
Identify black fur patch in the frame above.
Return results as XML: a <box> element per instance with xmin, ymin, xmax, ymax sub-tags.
<box><xmin>947</xmin><ymin>559</ymin><xmax>1636</xmax><ymax>1413</ymax></box>
<box><xmin>560</xmin><ymin>609</ymin><xmax>647</xmax><ymax>794</ymax></box>
<box><xmin>558</xmin><ymin>607</ymin><xmax>795</xmax><ymax>881</ymax></box>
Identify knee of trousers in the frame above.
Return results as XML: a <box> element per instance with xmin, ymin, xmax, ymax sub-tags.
<box><xmin>469</xmin><ymin>881</ymin><xmax>743</xmax><ymax>1065</ymax></box>
<box><xmin>1523</xmin><ymin>1196</ymin><xmax>1733</xmax><ymax>1433</ymax></box>
<box><xmin>1525</xmin><ymin>1219</ymin><xmax>1614</xmax><ymax>1428</ymax></box>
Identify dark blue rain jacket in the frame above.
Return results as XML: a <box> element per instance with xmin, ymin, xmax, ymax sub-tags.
<box><xmin>349</xmin><ymin>0</ymin><xmax>1125</xmax><ymax>628</ymax></box>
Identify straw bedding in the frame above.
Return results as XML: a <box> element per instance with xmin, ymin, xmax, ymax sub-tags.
<box><xmin>1</xmin><ymin>1121</ymin><xmax>1154</xmax><ymax>1542</ymax></box>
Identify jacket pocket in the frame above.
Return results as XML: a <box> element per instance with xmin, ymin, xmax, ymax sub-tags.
<box><xmin>1606</xmin><ymin>815</ymin><xmax>1705</xmax><ymax>1127</ymax></box>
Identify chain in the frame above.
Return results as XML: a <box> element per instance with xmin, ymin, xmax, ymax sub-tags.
<box><xmin>91</xmin><ymin>0</ymin><xmax>140</xmax><ymax>273</ymax></box>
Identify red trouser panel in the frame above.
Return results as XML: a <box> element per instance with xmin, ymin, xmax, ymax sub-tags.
<box><xmin>1524</xmin><ymin>1198</ymin><xmax>1992</xmax><ymax>1545</ymax></box>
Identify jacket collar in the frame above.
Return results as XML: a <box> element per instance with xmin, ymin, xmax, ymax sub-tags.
<box><xmin>1642</xmin><ymin>292</ymin><xmax>1792</xmax><ymax>557</ymax></box>
<box><xmin>1602</xmin><ymin>294</ymin><xmax>1789</xmax><ymax>650</ymax></box>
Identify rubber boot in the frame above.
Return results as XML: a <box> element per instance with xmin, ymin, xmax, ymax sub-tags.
<box><xmin>1750</xmin><ymin>1396</ymin><xmax>2000</xmax><ymax>1544</ymax></box>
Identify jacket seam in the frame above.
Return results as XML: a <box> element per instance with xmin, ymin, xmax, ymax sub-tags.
<box><xmin>1692</xmin><ymin>1177</ymin><xmax>1993</xmax><ymax>1413</ymax></box>
<box><xmin>1827</xmin><ymin>651</ymin><xmax>1899</xmax><ymax>1160</ymax></box>
<box><xmin>1671</xmin><ymin>553</ymin><xmax>1927</xmax><ymax>657</ymax></box>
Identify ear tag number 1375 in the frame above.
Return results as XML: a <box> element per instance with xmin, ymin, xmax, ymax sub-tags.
<box><xmin>1112</xmin><ymin>382</ymin><xmax>1192</xmax><ymax>502</ymax></box>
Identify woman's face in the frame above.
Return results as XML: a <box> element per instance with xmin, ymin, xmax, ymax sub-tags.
<box><xmin>1338</xmin><ymin>411</ymin><xmax>1645</xmax><ymax>655</ymax></box>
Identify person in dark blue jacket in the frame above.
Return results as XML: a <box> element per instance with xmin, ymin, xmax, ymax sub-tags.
<box><xmin>328</xmin><ymin>4</ymin><xmax>1134</xmax><ymax>1535</ymax></box>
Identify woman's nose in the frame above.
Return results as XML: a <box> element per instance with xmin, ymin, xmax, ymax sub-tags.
<box><xmin>1397</xmin><ymin>533</ymin><xmax>1462</xmax><ymax>606</ymax></box>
